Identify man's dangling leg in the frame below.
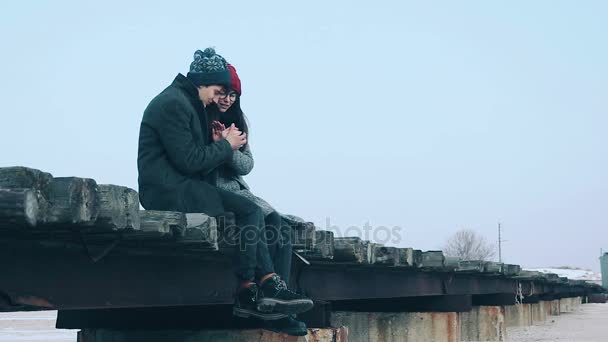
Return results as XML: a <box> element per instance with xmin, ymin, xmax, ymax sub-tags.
<box><xmin>264</xmin><ymin>211</ymin><xmax>293</xmax><ymax>283</ymax></box>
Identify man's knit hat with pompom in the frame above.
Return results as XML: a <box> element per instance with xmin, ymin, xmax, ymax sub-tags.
<box><xmin>187</xmin><ymin>47</ymin><xmax>231</xmax><ymax>87</ymax></box>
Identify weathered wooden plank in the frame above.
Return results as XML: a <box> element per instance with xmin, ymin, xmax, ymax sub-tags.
<box><xmin>568</xmin><ymin>279</ymin><xmax>586</xmax><ymax>287</ymax></box>
<box><xmin>512</xmin><ymin>270</ymin><xmax>543</xmax><ymax>280</ymax></box>
<box><xmin>444</xmin><ymin>256</ymin><xmax>461</xmax><ymax>269</ymax></box>
<box><xmin>0</xmin><ymin>166</ymin><xmax>54</xmax><ymax>199</ymax></box>
<box><xmin>373</xmin><ymin>246</ymin><xmax>400</xmax><ymax>266</ymax></box>
<box><xmin>139</xmin><ymin>210</ymin><xmax>186</xmax><ymax>234</ymax></box>
<box><xmin>483</xmin><ymin>262</ymin><xmax>503</xmax><ymax>274</ymax></box>
<box><xmin>178</xmin><ymin>213</ymin><xmax>218</xmax><ymax>250</ymax></box>
<box><xmin>304</xmin><ymin>230</ymin><xmax>334</xmax><ymax>260</ymax></box>
<box><xmin>333</xmin><ymin>237</ymin><xmax>367</xmax><ymax>263</ymax></box>
<box><xmin>0</xmin><ymin>188</ymin><xmax>39</xmax><ymax>227</ymax></box>
<box><xmin>397</xmin><ymin>248</ymin><xmax>418</xmax><ymax>267</ymax></box>
<box><xmin>47</xmin><ymin>177</ymin><xmax>99</xmax><ymax>224</ymax></box>
<box><xmin>283</xmin><ymin>216</ymin><xmax>315</xmax><ymax>252</ymax></box>
<box><xmin>216</xmin><ymin>213</ymin><xmax>318</xmax><ymax>253</ymax></box>
<box><xmin>362</xmin><ymin>241</ymin><xmax>375</xmax><ymax>264</ymax></box>
<box><xmin>0</xmin><ymin>167</ymin><xmax>52</xmax><ymax>222</ymax></box>
<box><xmin>96</xmin><ymin>185</ymin><xmax>140</xmax><ymax>231</ymax></box>
<box><xmin>215</xmin><ymin>212</ymin><xmax>238</xmax><ymax>249</ymax></box>
<box><xmin>413</xmin><ymin>249</ymin><xmax>424</xmax><ymax>267</ymax></box>
<box><xmin>456</xmin><ymin>260</ymin><xmax>485</xmax><ymax>273</ymax></box>
<box><xmin>543</xmin><ymin>273</ymin><xmax>560</xmax><ymax>283</ymax></box>
<box><xmin>397</xmin><ymin>249</ymin><xmax>424</xmax><ymax>267</ymax></box>
<box><xmin>123</xmin><ymin>209</ymin><xmax>218</xmax><ymax>249</ymax></box>
<box><xmin>502</xmin><ymin>264</ymin><xmax>521</xmax><ymax>276</ymax></box>
<box><xmin>419</xmin><ymin>250</ymin><xmax>445</xmax><ymax>268</ymax></box>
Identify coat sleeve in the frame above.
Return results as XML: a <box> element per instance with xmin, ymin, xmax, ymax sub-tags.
<box><xmin>155</xmin><ymin>100</ymin><xmax>233</xmax><ymax>175</ymax></box>
<box><xmin>227</xmin><ymin>143</ymin><xmax>254</xmax><ymax>176</ymax></box>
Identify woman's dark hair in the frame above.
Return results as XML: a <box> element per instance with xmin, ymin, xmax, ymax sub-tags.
<box><xmin>206</xmin><ymin>97</ymin><xmax>249</xmax><ymax>150</ymax></box>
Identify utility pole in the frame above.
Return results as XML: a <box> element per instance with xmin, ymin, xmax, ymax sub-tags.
<box><xmin>498</xmin><ymin>223</ymin><xmax>502</xmax><ymax>263</ymax></box>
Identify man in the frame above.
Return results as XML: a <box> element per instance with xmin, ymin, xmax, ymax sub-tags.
<box><xmin>137</xmin><ymin>48</ymin><xmax>313</xmax><ymax>334</ymax></box>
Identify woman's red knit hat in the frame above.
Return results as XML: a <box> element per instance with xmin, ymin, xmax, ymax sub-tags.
<box><xmin>227</xmin><ymin>64</ymin><xmax>242</xmax><ymax>95</ymax></box>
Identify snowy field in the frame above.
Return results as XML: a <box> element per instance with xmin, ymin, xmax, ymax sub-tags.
<box><xmin>0</xmin><ymin>311</ymin><xmax>76</xmax><ymax>342</ymax></box>
<box><xmin>508</xmin><ymin>303</ymin><xmax>608</xmax><ymax>342</ymax></box>
<box><xmin>526</xmin><ymin>267</ymin><xmax>602</xmax><ymax>284</ymax></box>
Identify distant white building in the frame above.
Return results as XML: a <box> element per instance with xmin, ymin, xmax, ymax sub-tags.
<box><xmin>601</xmin><ymin>253</ymin><xmax>608</xmax><ymax>288</ymax></box>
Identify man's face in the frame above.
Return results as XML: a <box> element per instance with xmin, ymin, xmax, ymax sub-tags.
<box><xmin>199</xmin><ymin>85</ymin><xmax>225</xmax><ymax>106</ymax></box>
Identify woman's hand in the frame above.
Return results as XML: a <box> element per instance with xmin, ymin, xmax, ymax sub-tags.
<box><xmin>221</xmin><ymin>123</ymin><xmax>240</xmax><ymax>139</ymax></box>
<box><xmin>224</xmin><ymin>124</ymin><xmax>246</xmax><ymax>150</ymax></box>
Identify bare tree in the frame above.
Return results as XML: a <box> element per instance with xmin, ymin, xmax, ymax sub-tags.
<box><xmin>443</xmin><ymin>229</ymin><xmax>496</xmax><ymax>261</ymax></box>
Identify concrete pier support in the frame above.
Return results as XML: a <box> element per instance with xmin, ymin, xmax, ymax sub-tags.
<box><xmin>330</xmin><ymin>311</ymin><xmax>460</xmax><ymax>342</ymax></box>
<box><xmin>504</xmin><ymin>303</ymin><xmax>532</xmax><ymax>328</ymax></box>
<box><xmin>530</xmin><ymin>302</ymin><xmax>547</xmax><ymax>324</ymax></box>
<box><xmin>559</xmin><ymin>297</ymin><xmax>581</xmax><ymax>313</ymax></box>
<box><xmin>459</xmin><ymin>306</ymin><xmax>506</xmax><ymax>341</ymax></box>
<box><xmin>77</xmin><ymin>297</ymin><xmax>584</xmax><ymax>342</ymax></box>
<box><xmin>545</xmin><ymin>299</ymin><xmax>561</xmax><ymax>316</ymax></box>
<box><xmin>77</xmin><ymin>327</ymin><xmax>348</xmax><ymax>342</ymax></box>
<box><xmin>505</xmin><ymin>297</ymin><xmax>583</xmax><ymax>329</ymax></box>
<box><xmin>330</xmin><ymin>309</ymin><xmax>507</xmax><ymax>342</ymax></box>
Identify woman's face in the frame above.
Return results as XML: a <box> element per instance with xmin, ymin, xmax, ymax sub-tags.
<box><xmin>217</xmin><ymin>91</ymin><xmax>238</xmax><ymax>113</ymax></box>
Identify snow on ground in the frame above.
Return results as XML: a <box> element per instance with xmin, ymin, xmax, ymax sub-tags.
<box><xmin>526</xmin><ymin>267</ymin><xmax>602</xmax><ymax>283</ymax></box>
<box><xmin>0</xmin><ymin>310</ymin><xmax>77</xmax><ymax>342</ymax></box>
<box><xmin>508</xmin><ymin>303</ymin><xmax>608</xmax><ymax>342</ymax></box>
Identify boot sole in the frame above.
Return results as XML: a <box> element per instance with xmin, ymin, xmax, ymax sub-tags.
<box><xmin>233</xmin><ymin>307</ymin><xmax>287</xmax><ymax>321</ymax></box>
<box><xmin>257</xmin><ymin>298</ymin><xmax>314</xmax><ymax>315</ymax></box>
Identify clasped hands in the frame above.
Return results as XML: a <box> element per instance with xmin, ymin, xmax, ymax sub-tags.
<box><xmin>212</xmin><ymin>121</ymin><xmax>247</xmax><ymax>150</ymax></box>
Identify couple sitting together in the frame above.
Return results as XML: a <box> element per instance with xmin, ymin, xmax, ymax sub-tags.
<box><xmin>137</xmin><ymin>47</ymin><xmax>312</xmax><ymax>336</ymax></box>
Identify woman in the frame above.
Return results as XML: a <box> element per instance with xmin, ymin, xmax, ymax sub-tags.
<box><xmin>207</xmin><ymin>64</ymin><xmax>306</xmax><ymax>335</ymax></box>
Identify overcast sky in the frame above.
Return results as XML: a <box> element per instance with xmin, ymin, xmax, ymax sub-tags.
<box><xmin>1</xmin><ymin>1</ymin><xmax>606</xmax><ymax>271</ymax></box>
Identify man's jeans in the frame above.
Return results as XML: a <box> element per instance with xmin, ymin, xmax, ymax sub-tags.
<box><xmin>264</xmin><ymin>211</ymin><xmax>293</xmax><ymax>283</ymax></box>
<box><xmin>218</xmin><ymin>189</ymin><xmax>274</xmax><ymax>282</ymax></box>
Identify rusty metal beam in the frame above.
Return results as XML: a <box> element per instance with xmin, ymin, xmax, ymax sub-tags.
<box><xmin>57</xmin><ymin>305</ymin><xmax>259</xmax><ymax>330</ymax></box>
<box><xmin>472</xmin><ymin>293</ymin><xmax>516</xmax><ymax>306</ymax></box>
<box><xmin>57</xmin><ymin>301</ymin><xmax>335</xmax><ymax>330</ymax></box>
<box><xmin>296</xmin><ymin>264</ymin><xmax>520</xmax><ymax>300</ymax></box>
<box><xmin>0</xmin><ymin>239</ymin><xmax>236</xmax><ymax>310</ymax></box>
<box><xmin>330</xmin><ymin>295</ymin><xmax>473</xmax><ymax>313</ymax></box>
<box><xmin>0</xmin><ymin>238</ymin><xmax>594</xmax><ymax>312</ymax></box>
